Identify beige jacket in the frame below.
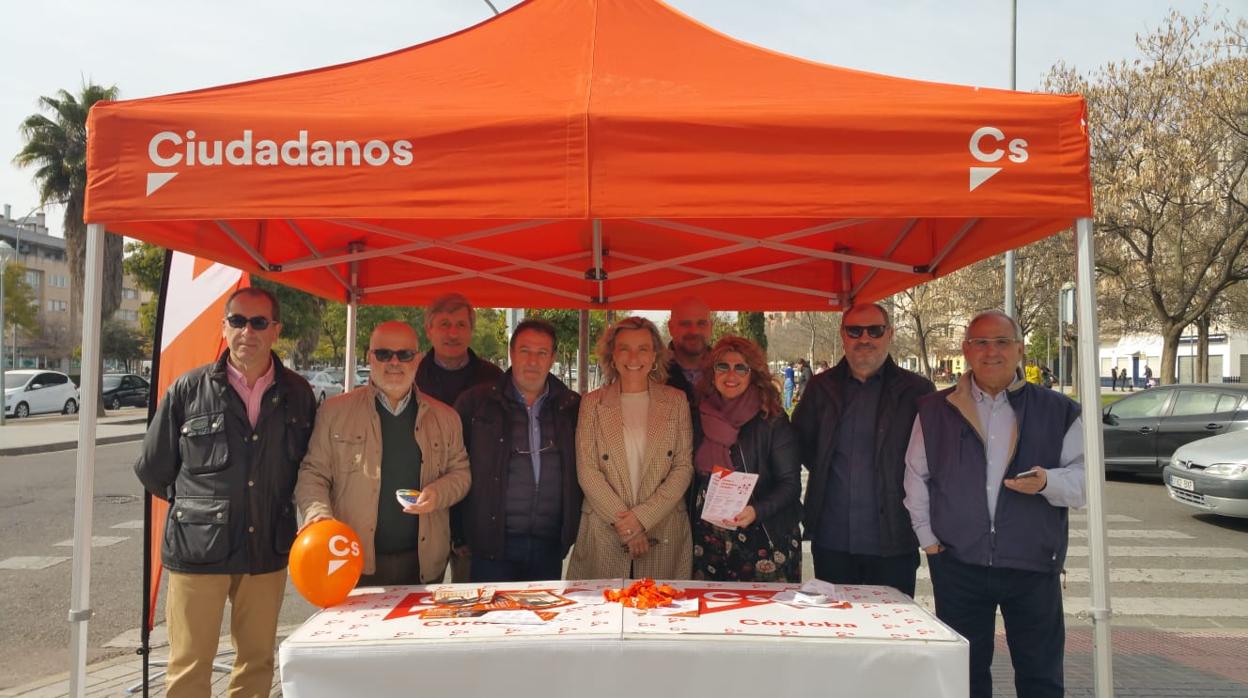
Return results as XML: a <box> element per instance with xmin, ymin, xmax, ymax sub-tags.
<box><xmin>566</xmin><ymin>381</ymin><xmax>693</xmax><ymax>580</ymax></box>
<box><xmin>294</xmin><ymin>383</ymin><xmax>470</xmax><ymax>582</ymax></box>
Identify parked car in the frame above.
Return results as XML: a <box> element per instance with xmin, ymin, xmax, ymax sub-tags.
<box><xmin>1102</xmin><ymin>384</ymin><xmax>1248</xmax><ymax>475</ymax></box>
<box><xmin>1163</xmin><ymin>430</ymin><xmax>1248</xmax><ymax>518</ymax></box>
<box><xmin>102</xmin><ymin>373</ymin><xmax>150</xmax><ymax>410</ymax></box>
<box><xmin>306</xmin><ymin>370</ymin><xmax>346</xmax><ymax>404</ymax></box>
<box><xmin>3</xmin><ymin>370</ymin><xmax>80</xmax><ymax>418</ymax></box>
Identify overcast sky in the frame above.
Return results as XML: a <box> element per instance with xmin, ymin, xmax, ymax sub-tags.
<box><xmin>1</xmin><ymin>0</ymin><xmax>1240</xmax><ymax>236</ymax></box>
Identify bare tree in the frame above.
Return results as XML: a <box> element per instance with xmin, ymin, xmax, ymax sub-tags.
<box><xmin>1045</xmin><ymin>10</ymin><xmax>1248</xmax><ymax>384</ymax></box>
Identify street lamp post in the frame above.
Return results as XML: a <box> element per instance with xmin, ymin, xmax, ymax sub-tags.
<box><xmin>0</xmin><ymin>239</ymin><xmax>16</xmax><ymax>426</ymax></box>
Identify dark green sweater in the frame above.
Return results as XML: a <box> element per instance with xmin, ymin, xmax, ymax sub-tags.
<box><xmin>373</xmin><ymin>398</ymin><xmax>422</xmax><ymax>555</ymax></box>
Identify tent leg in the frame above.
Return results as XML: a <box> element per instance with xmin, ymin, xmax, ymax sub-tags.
<box><xmin>343</xmin><ymin>247</ymin><xmax>360</xmax><ymax>390</ymax></box>
<box><xmin>577</xmin><ymin>309</ymin><xmax>589</xmax><ymax>393</ymax></box>
<box><xmin>344</xmin><ymin>298</ymin><xmax>358</xmax><ymax>389</ymax></box>
<box><xmin>68</xmin><ymin>223</ymin><xmax>105</xmax><ymax>697</ymax></box>
<box><xmin>1074</xmin><ymin>217</ymin><xmax>1113</xmax><ymax>697</ymax></box>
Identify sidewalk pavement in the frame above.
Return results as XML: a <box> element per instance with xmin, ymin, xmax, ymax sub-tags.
<box><xmin>0</xmin><ymin>412</ymin><xmax>147</xmax><ymax>457</ymax></box>
<box><xmin>5</xmin><ymin>625</ymin><xmax>1247</xmax><ymax>697</ymax></box>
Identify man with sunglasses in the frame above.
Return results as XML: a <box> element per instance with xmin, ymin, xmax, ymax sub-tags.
<box><xmin>452</xmin><ymin>319</ymin><xmax>582</xmax><ymax>582</ymax></box>
<box><xmin>135</xmin><ymin>287</ymin><xmax>317</xmax><ymax>698</ymax></box>
<box><xmin>904</xmin><ymin>311</ymin><xmax>1084</xmax><ymax>698</ymax></box>
<box><xmin>296</xmin><ymin>321</ymin><xmax>470</xmax><ymax>586</ymax></box>
<box><xmin>792</xmin><ymin>302</ymin><xmax>934</xmax><ymax>598</ymax></box>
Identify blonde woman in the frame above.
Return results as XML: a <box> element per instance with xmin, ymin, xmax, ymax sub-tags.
<box><xmin>566</xmin><ymin>317</ymin><xmax>694</xmax><ymax>580</ymax></box>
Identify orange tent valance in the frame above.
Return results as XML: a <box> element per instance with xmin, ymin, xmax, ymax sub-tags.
<box><xmin>85</xmin><ymin>0</ymin><xmax>1091</xmax><ymax>310</ymax></box>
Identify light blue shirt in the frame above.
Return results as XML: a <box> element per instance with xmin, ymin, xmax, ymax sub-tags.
<box><xmin>508</xmin><ymin>379</ymin><xmax>550</xmax><ymax>483</ymax></box>
<box><xmin>903</xmin><ymin>376</ymin><xmax>1086</xmax><ymax>549</ymax></box>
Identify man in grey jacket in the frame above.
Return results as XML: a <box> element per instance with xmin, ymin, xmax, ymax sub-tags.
<box><xmin>135</xmin><ymin>288</ymin><xmax>316</xmax><ymax>698</ymax></box>
<box><xmin>904</xmin><ymin>310</ymin><xmax>1086</xmax><ymax>698</ymax></box>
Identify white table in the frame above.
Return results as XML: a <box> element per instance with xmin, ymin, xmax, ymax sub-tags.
<box><xmin>279</xmin><ymin>580</ymin><xmax>968</xmax><ymax>697</ymax></box>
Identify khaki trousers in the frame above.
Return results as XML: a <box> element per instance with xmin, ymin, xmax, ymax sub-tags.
<box><xmin>164</xmin><ymin>568</ymin><xmax>287</xmax><ymax>698</ymax></box>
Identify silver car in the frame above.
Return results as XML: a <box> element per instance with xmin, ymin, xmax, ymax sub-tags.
<box><xmin>306</xmin><ymin>370</ymin><xmax>346</xmax><ymax>405</ymax></box>
<box><xmin>1163</xmin><ymin>430</ymin><xmax>1248</xmax><ymax>519</ymax></box>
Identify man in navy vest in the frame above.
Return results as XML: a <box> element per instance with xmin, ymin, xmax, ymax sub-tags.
<box><xmin>903</xmin><ymin>310</ymin><xmax>1086</xmax><ymax>698</ymax></box>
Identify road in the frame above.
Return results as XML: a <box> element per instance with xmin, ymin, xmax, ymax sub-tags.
<box><xmin>0</xmin><ymin>441</ymin><xmax>317</xmax><ymax>690</ymax></box>
<box><xmin>1</xmin><ymin>443</ymin><xmax>1246</xmax><ymax>692</ymax></box>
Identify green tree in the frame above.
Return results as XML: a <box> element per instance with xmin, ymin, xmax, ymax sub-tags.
<box><xmin>525</xmin><ymin>309</ymin><xmax>608</xmax><ymax>382</ymax></box>
<box><xmin>736</xmin><ymin>311</ymin><xmax>768</xmax><ymax>350</ymax></box>
<box><xmin>101</xmin><ymin>317</ymin><xmax>145</xmax><ymax>372</ymax></box>
<box><xmin>2</xmin><ymin>263</ymin><xmax>40</xmax><ymax>335</ymax></box>
<box><xmin>250</xmin><ymin>277</ymin><xmax>325</xmax><ymax>369</ymax></box>
<box><xmin>471</xmin><ymin>307</ymin><xmax>507</xmax><ymax>363</ymax></box>
<box><xmin>122</xmin><ymin>241</ymin><xmax>165</xmax><ymax>350</ymax></box>
<box><xmin>14</xmin><ymin>82</ymin><xmax>126</xmax><ymax>339</ymax></box>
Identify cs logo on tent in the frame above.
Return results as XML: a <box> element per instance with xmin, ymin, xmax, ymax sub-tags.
<box><xmin>968</xmin><ymin>127</ymin><xmax>1029</xmax><ymax>192</ymax></box>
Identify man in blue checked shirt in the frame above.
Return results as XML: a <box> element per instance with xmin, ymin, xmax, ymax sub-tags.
<box><xmin>452</xmin><ymin>319</ymin><xmax>583</xmax><ymax>582</ymax></box>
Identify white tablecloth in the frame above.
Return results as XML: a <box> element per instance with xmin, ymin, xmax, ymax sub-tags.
<box><xmin>279</xmin><ymin>580</ymin><xmax>968</xmax><ymax>697</ymax></box>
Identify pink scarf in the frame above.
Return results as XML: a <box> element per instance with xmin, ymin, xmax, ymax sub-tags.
<box><xmin>695</xmin><ymin>387</ymin><xmax>761</xmax><ymax>476</ymax></box>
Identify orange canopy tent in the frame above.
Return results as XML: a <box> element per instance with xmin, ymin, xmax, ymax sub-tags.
<box><xmin>85</xmin><ymin>0</ymin><xmax>1089</xmax><ymax>311</ymax></box>
<box><xmin>69</xmin><ymin>0</ymin><xmax>1111</xmax><ymax>696</ymax></box>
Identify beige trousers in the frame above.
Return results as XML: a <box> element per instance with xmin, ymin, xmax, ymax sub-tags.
<box><xmin>164</xmin><ymin>568</ymin><xmax>287</xmax><ymax>698</ymax></box>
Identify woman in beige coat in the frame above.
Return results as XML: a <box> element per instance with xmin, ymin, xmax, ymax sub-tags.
<box><xmin>566</xmin><ymin>317</ymin><xmax>694</xmax><ymax>580</ymax></box>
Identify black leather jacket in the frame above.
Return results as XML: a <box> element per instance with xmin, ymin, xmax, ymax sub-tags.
<box><xmin>692</xmin><ymin>410</ymin><xmax>803</xmax><ymax>542</ymax></box>
<box><xmin>135</xmin><ymin>352</ymin><xmax>316</xmax><ymax>574</ymax></box>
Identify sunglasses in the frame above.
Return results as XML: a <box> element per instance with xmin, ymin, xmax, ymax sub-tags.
<box><xmin>843</xmin><ymin>324</ymin><xmax>887</xmax><ymax>339</ymax></box>
<box><xmin>226</xmin><ymin>314</ymin><xmax>274</xmax><ymax>331</ymax></box>
<box><xmin>713</xmin><ymin>362</ymin><xmax>751</xmax><ymax>376</ymax></box>
<box><xmin>371</xmin><ymin>348</ymin><xmax>418</xmax><ymax>363</ymax></box>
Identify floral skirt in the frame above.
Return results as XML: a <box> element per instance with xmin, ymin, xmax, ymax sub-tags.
<box><xmin>690</xmin><ymin>473</ymin><xmax>802</xmax><ymax>583</ymax></box>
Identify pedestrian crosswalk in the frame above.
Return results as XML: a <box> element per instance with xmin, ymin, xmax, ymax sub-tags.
<box><xmin>907</xmin><ymin>514</ymin><xmax>1248</xmax><ymax>626</ymax></box>
<box><xmin>0</xmin><ymin>524</ymin><xmax>135</xmax><ymax>571</ymax></box>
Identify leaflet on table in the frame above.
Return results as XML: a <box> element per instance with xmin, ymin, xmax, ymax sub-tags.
<box><xmin>772</xmin><ymin>580</ymin><xmax>851</xmax><ymax>608</ymax></box>
<box><xmin>420</xmin><ymin>588</ymin><xmax>574</xmax><ymax>618</ymax></box>
<box><xmin>700</xmin><ymin>466</ymin><xmax>759</xmax><ymax>529</ymax></box>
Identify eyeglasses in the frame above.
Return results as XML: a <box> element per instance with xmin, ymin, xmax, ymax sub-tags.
<box><xmin>965</xmin><ymin>337</ymin><xmax>1019</xmax><ymax>351</ymax></box>
<box><xmin>226</xmin><ymin>314</ymin><xmax>274</xmax><ymax>331</ymax></box>
<box><xmin>514</xmin><ymin>440</ymin><xmax>556</xmax><ymax>456</ymax></box>
<box><xmin>371</xmin><ymin>348</ymin><xmax>418</xmax><ymax>363</ymax></box>
<box><xmin>713</xmin><ymin>362</ymin><xmax>750</xmax><ymax>376</ymax></box>
<box><xmin>843</xmin><ymin>325</ymin><xmax>887</xmax><ymax>339</ymax></box>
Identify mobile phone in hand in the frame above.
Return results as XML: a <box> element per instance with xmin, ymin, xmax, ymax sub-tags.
<box><xmin>1012</xmin><ymin>470</ymin><xmax>1040</xmax><ymax>480</ymax></box>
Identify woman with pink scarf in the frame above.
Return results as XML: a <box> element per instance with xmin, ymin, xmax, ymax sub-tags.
<box><xmin>691</xmin><ymin>336</ymin><xmax>803</xmax><ymax>582</ymax></box>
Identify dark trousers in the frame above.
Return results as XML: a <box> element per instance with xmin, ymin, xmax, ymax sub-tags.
<box><xmin>470</xmin><ymin>535</ymin><xmax>564</xmax><ymax>583</ymax></box>
<box><xmin>811</xmin><ymin>545</ymin><xmax>920</xmax><ymax>598</ymax></box>
<box><xmin>359</xmin><ymin>550</ymin><xmax>423</xmax><ymax>587</ymax></box>
<box><xmin>928</xmin><ymin>553</ymin><xmax>1064</xmax><ymax>698</ymax></box>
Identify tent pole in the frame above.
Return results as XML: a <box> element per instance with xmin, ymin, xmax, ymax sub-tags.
<box><xmin>68</xmin><ymin>223</ymin><xmax>105</xmax><ymax>697</ymax></box>
<box><xmin>1074</xmin><ymin>217</ymin><xmax>1113</xmax><ymax>697</ymax></box>
<box><xmin>577</xmin><ymin>309</ymin><xmax>589</xmax><ymax>393</ymax></box>
<box><xmin>343</xmin><ymin>244</ymin><xmax>360</xmax><ymax>389</ymax></box>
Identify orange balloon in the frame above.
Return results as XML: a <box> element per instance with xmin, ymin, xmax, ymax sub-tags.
<box><xmin>288</xmin><ymin>519</ymin><xmax>364</xmax><ymax>608</ymax></box>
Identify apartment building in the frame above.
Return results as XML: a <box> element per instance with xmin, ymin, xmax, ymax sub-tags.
<box><xmin>1</xmin><ymin>204</ymin><xmax>150</xmax><ymax>371</ymax></box>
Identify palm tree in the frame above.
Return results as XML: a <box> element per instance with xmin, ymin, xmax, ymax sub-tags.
<box><xmin>14</xmin><ymin>82</ymin><xmax>126</xmax><ymax>415</ymax></box>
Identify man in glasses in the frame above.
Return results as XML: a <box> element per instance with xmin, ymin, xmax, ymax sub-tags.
<box><xmin>665</xmin><ymin>296</ymin><xmax>713</xmax><ymax>409</ymax></box>
<box><xmin>135</xmin><ymin>287</ymin><xmax>317</xmax><ymax>697</ymax></box>
<box><xmin>904</xmin><ymin>310</ymin><xmax>1085</xmax><ymax>698</ymax></box>
<box><xmin>792</xmin><ymin>302</ymin><xmax>934</xmax><ymax>598</ymax></box>
<box><xmin>452</xmin><ymin>319</ymin><xmax>582</xmax><ymax>582</ymax></box>
<box><xmin>296</xmin><ymin>321</ymin><xmax>470</xmax><ymax>586</ymax></box>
